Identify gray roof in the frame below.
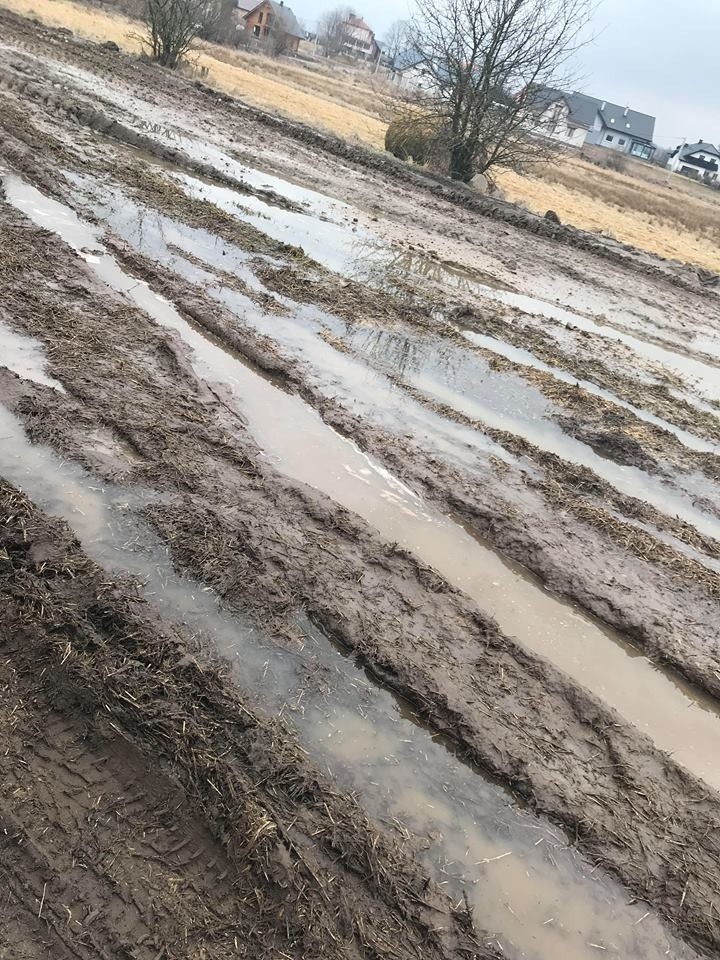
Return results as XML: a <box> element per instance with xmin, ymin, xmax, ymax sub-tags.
<box><xmin>531</xmin><ymin>87</ymin><xmax>655</xmax><ymax>141</ymax></box>
<box><xmin>245</xmin><ymin>0</ymin><xmax>304</xmax><ymax>38</ymax></box>
<box><xmin>678</xmin><ymin>141</ymin><xmax>720</xmax><ymax>158</ymax></box>
<box><xmin>596</xmin><ymin>100</ymin><xmax>655</xmax><ymax>143</ymax></box>
<box><xmin>392</xmin><ymin>47</ymin><xmax>425</xmax><ymax>71</ymax></box>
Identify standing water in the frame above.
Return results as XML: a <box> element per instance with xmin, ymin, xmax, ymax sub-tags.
<box><xmin>4</xmin><ymin>174</ymin><xmax>720</xmax><ymax>795</ymax></box>
<box><xmin>0</xmin><ymin>381</ymin><xmax>697</xmax><ymax>960</ymax></box>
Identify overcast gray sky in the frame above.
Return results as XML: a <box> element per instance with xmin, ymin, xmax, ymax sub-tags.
<box><xmin>303</xmin><ymin>0</ymin><xmax>719</xmax><ymax>148</ymax></box>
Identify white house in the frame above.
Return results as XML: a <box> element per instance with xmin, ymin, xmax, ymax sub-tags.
<box><xmin>389</xmin><ymin>49</ymin><xmax>434</xmax><ymax>92</ymax></box>
<box><xmin>532</xmin><ymin>88</ymin><xmax>656</xmax><ymax>159</ymax></box>
<box><xmin>667</xmin><ymin>141</ymin><xmax>720</xmax><ymax>182</ymax></box>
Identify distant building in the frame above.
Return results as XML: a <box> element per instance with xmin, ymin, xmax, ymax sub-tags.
<box><xmin>389</xmin><ymin>49</ymin><xmax>436</xmax><ymax>92</ymax></box>
<box><xmin>342</xmin><ymin>14</ymin><xmax>379</xmax><ymax>61</ymax></box>
<box><xmin>241</xmin><ymin>0</ymin><xmax>304</xmax><ymax>54</ymax></box>
<box><xmin>667</xmin><ymin>141</ymin><xmax>720</xmax><ymax>182</ymax></box>
<box><xmin>532</xmin><ymin>88</ymin><xmax>656</xmax><ymax>160</ymax></box>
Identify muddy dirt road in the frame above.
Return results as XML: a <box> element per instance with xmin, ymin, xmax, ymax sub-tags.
<box><xmin>0</xmin><ymin>10</ymin><xmax>719</xmax><ymax>959</ymax></box>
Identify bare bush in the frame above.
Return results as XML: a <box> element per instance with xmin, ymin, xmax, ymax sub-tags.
<box><xmin>396</xmin><ymin>0</ymin><xmax>595</xmax><ymax>182</ymax></box>
<box><xmin>200</xmin><ymin>0</ymin><xmax>238</xmax><ymax>45</ymax></box>
<box><xmin>142</xmin><ymin>0</ymin><xmax>218</xmax><ymax>67</ymax></box>
<box><xmin>603</xmin><ymin>152</ymin><xmax>627</xmax><ymax>174</ymax></box>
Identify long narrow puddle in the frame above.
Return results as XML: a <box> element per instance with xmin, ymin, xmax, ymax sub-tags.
<box><xmin>456</xmin><ymin>327</ymin><xmax>720</xmax><ymax>455</ymax></box>
<box><xmin>477</xmin><ymin>288</ymin><xmax>720</xmax><ymax>405</ymax></box>
<box><xmin>0</xmin><ymin>395</ymin><xmax>698</xmax><ymax>960</ymax></box>
<box><xmin>337</xmin><ymin>324</ymin><xmax>720</xmax><ymax>543</ymax></box>
<box><xmin>63</xmin><ymin>176</ymin><xmax>720</xmax><ymax>547</ymax></box>
<box><xmin>4</xmin><ymin>174</ymin><xmax>720</xmax><ymax>796</ymax></box>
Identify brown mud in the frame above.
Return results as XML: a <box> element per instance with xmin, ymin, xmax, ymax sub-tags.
<box><xmin>0</xmin><ymin>479</ymin><xmax>485</xmax><ymax>960</ymax></box>
<box><xmin>0</xmin><ymin>193</ymin><xmax>718</xmax><ymax>958</ymax></box>
<box><xmin>1</xmin><ymin>12</ymin><xmax>720</xmax><ymax>960</ymax></box>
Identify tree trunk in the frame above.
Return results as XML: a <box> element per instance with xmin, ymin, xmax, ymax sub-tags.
<box><xmin>449</xmin><ymin>140</ymin><xmax>475</xmax><ymax>182</ymax></box>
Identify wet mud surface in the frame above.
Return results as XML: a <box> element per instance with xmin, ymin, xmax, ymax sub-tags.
<box><xmin>0</xmin><ymin>10</ymin><xmax>719</xmax><ymax>959</ymax></box>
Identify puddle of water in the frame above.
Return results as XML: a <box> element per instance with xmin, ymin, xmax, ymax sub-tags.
<box><xmin>175</xmin><ymin>172</ymin><xmax>376</xmax><ymax>276</ymax></box>
<box><xmin>61</xmin><ymin>177</ymin><xmax>514</xmax><ymax>477</ymax></box>
<box><xmin>162</xmin><ymin>169</ymin><xmax>720</xmax><ymax>472</ymax></box>
<box><xmin>691</xmin><ymin>331</ymin><xmax>720</xmax><ymax>363</ymax></box>
<box><xmin>457</xmin><ymin>327</ymin><xmax>720</xmax><ymax>456</ymax></box>
<box><xmin>67</xmin><ymin>176</ymin><xmax>720</xmax><ymax>546</ymax></box>
<box><xmin>0</xmin><ymin>396</ymin><xmax>698</xmax><ymax>960</ymax></box>
<box><xmin>472</xmin><ymin>288</ymin><xmax>720</xmax><ymax>405</ymax></box>
<box><xmin>0</xmin><ymin>320</ymin><xmax>66</xmax><ymax>392</ymax></box>
<box><xmin>5</xmin><ymin>173</ymin><xmax>720</xmax><ymax>795</ymax></box>
<box><xmin>343</xmin><ymin>325</ymin><xmax>720</xmax><ymax>544</ymax></box>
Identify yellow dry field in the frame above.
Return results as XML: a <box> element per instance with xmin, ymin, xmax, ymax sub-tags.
<box><xmin>3</xmin><ymin>0</ymin><xmax>719</xmax><ymax>271</ymax></box>
<box><xmin>496</xmin><ymin>158</ymin><xmax>720</xmax><ymax>273</ymax></box>
<box><xmin>0</xmin><ymin>0</ymin><xmax>388</xmax><ymax>144</ymax></box>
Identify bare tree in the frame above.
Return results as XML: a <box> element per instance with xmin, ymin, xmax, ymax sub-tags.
<box><xmin>317</xmin><ymin>5</ymin><xmax>352</xmax><ymax>57</ymax></box>
<box><xmin>382</xmin><ymin>19</ymin><xmax>410</xmax><ymax>66</ymax></box>
<box><xmin>200</xmin><ymin>0</ymin><xmax>238</xmax><ymax>45</ymax></box>
<box><xmin>396</xmin><ymin>0</ymin><xmax>594</xmax><ymax>181</ymax></box>
<box><xmin>142</xmin><ymin>0</ymin><xmax>218</xmax><ymax>67</ymax></box>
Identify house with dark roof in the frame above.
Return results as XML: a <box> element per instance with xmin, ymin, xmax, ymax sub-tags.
<box><xmin>241</xmin><ymin>0</ymin><xmax>304</xmax><ymax>53</ymax></box>
<box><xmin>667</xmin><ymin>141</ymin><xmax>720</xmax><ymax>182</ymax></box>
<box><xmin>532</xmin><ymin>87</ymin><xmax>656</xmax><ymax>159</ymax></box>
<box><xmin>389</xmin><ymin>48</ymin><xmax>431</xmax><ymax>90</ymax></box>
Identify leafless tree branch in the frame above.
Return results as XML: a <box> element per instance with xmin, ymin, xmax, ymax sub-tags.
<box><xmin>391</xmin><ymin>0</ymin><xmax>596</xmax><ymax>181</ymax></box>
<box><xmin>142</xmin><ymin>0</ymin><xmax>219</xmax><ymax>68</ymax></box>
<box><xmin>317</xmin><ymin>6</ymin><xmax>352</xmax><ymax>58</ymax></box>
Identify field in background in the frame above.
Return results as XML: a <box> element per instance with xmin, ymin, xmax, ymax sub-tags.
<box><xmin>500</xmin><ymin>157</ymin><xmax>720</xmax><ymax>271</ymax></box>
<box><xmin>2</xmin><ymin>0</ymin><xmax>719</xmax><ymax>272</ymax></box>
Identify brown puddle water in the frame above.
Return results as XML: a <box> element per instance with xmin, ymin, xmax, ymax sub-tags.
<box><xmin>0</xmin><ymin>396</ymin><xmax>698</xmax><ymax>960</ymax></box>
<box><xmin>4</xmin><ymin>174</ymin><xmax>720</xmax><ymax>795</ymax></box>
<box><xmin>64</xmin><ymin>175</ymin><xmax>720</xmax><ymax>548</ymax></box>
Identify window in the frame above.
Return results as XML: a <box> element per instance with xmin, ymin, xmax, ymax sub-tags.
<box><xmin>619</xmin><ymin>138</ymin><xmax>626</xmax><ymax>146</ymax></box>
<box><xmin>605</xmin><ymin>134</ymin><xmax>614</xmax><ymax>142</ymax></box>
<box><xmin>253</xmin><ymin>24</ymin><xmax>260</xmax><ymax>36</ymax></box>
<box><xmin>258</xmin><ymin>11</ymin><xmax>263</xmax><ymax>21</ymax></box>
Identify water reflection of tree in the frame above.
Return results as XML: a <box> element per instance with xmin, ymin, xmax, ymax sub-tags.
<box><xmin>344</xmin><ymin>323</ymin><xmax>463</xmax><ymax>385</ymax></box>
<box><xmin>349</xmin><ymin>237</ymin><xmax>484</xmax><ymax>302</ymax></box>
